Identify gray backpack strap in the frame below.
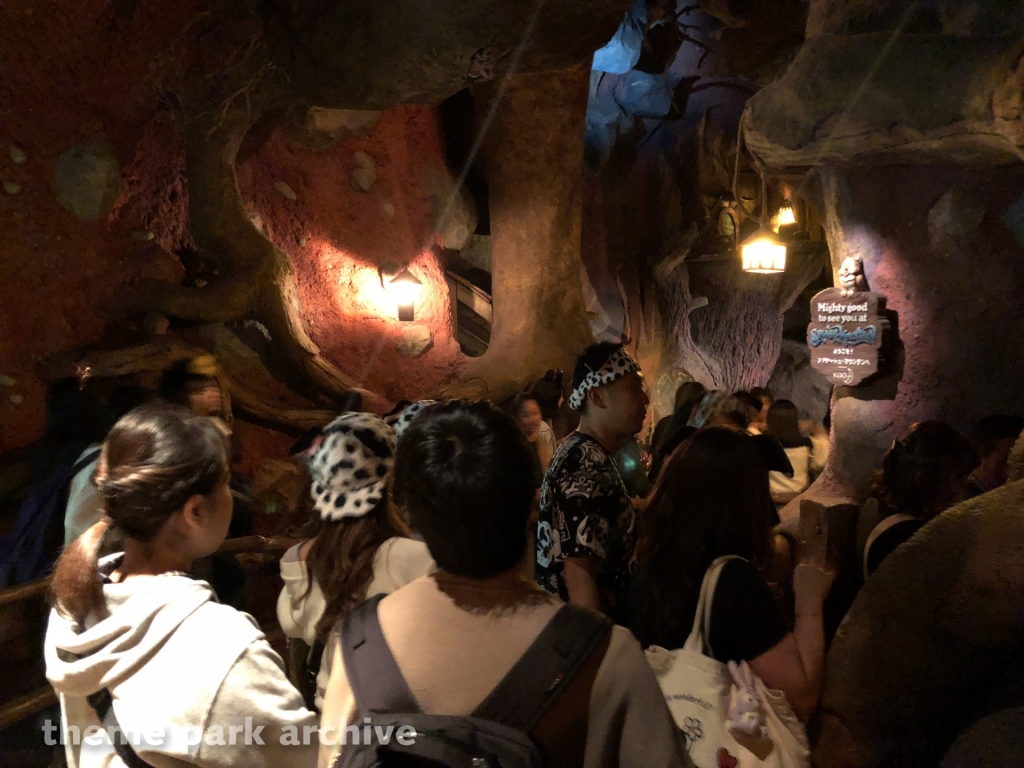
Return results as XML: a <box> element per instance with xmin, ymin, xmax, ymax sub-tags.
<box><xmin>339</xmin><ymin>593</ymin><xmax>419</xmax><ymax>716</ymax></box>
<box><xmin>472</xmin><ymin>603</ymin><xmax>612</xmax><ymax>731</ymax></box>
<box><xmin>86</xmin><ymin>688</ymin><xmax>153</xmax><ymax>768</ymax></box>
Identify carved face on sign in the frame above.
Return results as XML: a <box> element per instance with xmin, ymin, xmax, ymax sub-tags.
<box><xmin>838</xmin><ymin>256</ymin><xmax>868</xmax><ymax>297</ymax></box>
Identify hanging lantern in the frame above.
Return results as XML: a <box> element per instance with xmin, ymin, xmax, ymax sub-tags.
<box><xmin>773</xmin><ymin>206</ymin><xmax>796</xmax><ymax>231</ymax></box>
<box><xmin>741</xmin><ymin>229</ymin><xmax>787</xmax><ymax>274</ymax></box>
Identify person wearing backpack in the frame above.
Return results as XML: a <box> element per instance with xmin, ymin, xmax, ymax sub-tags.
<box><xmin>277</xmin><ymin>411</ymin><xmax>435</xmax><ymax>711</ymax></box>
<box><xmin>318</xmin><ymin>400</ymin><xmax>690</xmax><ymax>768</ymax></box>
<box><xmin>45</xmin><ymin>404</ymin><xmax>317</xmax><ymax>768</ymax></box>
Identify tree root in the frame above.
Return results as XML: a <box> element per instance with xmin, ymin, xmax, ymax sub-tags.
<box><xmin>39</xmin><ymin>337</ymin><xmax>338</xmax><ymax>433</ymax></box>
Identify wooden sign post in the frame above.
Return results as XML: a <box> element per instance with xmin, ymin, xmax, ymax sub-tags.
<box><xmin>807</xmin><ymin>287</ymin><xmax>886</xmax><ymax>386</ymax></box>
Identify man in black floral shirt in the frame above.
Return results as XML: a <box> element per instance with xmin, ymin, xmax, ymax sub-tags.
<box><xmin>536</xmin><ymin>342</ymin><xmax>649</xmax><ymax>624</ymax></box>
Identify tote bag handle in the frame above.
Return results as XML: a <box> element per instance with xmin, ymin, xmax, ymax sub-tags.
<box><xmin>682</xmin><ymin>555</ymin><xmax>743</xmax><ymax>656</ymax></box>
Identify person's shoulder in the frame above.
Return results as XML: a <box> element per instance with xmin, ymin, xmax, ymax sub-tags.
<box><xmin>594</xmin><ymin>625</ymin><xmax>662</xmax><ymax>694</ymax></box>
<box><xmin>194</xmin><ymin>600</ymin><xmax>265</xmax><ymax>639</ymax></box>
<box><xmin>377</xmin><ymin>536</ymin><xmax>435</xmax><ymax>580</ymax></box>
<box><xmin>557</xmin><ymin>433</ymin><xmax>614</xmax><ymax>470</ymax></box>
<box><xmin>712</xmin><ymin>557</ymin><xmax>774</xmax><ymax>604</ymax></box>
<box><xmin>382</xmin><ymin>535</ymin><xmax>430</xmax><ymax>558</ymax></box>
<box><xmin>278</xmin><ymin>541</ymin><xmax>310</xmax><ymax>578</ymax></box>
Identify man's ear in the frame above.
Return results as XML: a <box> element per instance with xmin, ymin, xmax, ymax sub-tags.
<box><xmin>588</xmin><ymin>386</ymin><xmax>608</xmax><ymax>411</ymax></box>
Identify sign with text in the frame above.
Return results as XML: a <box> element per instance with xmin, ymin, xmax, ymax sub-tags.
<box><xmin>807</xmin><ymin>287</ymin><xmax>885</xmax><ymax>386</ymax></box>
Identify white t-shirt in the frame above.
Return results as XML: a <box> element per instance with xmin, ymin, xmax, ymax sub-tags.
<box><xmin>535</xmin><ymin>420</ymin><xmax>557</xmax><ymax>471</ymax></box>
<box><xmin>277</xmin><ymin>536</ymin><xmax>435</xmax><ymax>709</ymax></box>
<box><xmin>63</xmin><ymin>446</ymin><xmax>104</xmax><ymax>545</ymax></box>
<box><xmin>769</xmin><ymin>434</ymin><xmax>830</xmax><ymax>496</ymax></box>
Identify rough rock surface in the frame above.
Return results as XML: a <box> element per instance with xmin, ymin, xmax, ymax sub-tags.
<box><xmin>768</xmin><ymin>339</ymin><xmax>831</xmax><ymax>422</ymax></box>
<box><xmin>745</xmin><ymin>33</ymin><xmax>1024</xmax><ymax>167</ymax></box>
<box><xmin>283</xmin><ymin>108</ymin><xmax>381</xmax><ymax>152</ymax></box>
<box><xmin>786</xmin><ymin>166</ymin><xmax>1024</xmax><ymax>510</ymax></box>
<box><xmin>395</xmin><ymin>324</ymin><xmax>434</xmax><ymax>358</ymax></box>
<box><xmin>55</xmin><ymin>140</ymin><xmax>121</xmax><ymax>222</ymax></box>
<box><xmin>425</xmin><ymin>164</ymin><xmax>477</xmax><ymax>251</ymax></box>
<box><xmin>815</xmin><ymin>451</ymin><xmax>1024</xmax><ymax>767</ymax></box>
<box><xmin>449</xmin><ymin>65</ymin><xmax>596</xmax><ymax>400</ymax></box>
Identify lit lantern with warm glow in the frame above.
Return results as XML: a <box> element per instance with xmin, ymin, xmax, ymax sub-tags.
<box><xmin>773</xmin><ymin>206</ymin><xmax>796</xmax><ymax>231</ymax></box>
<box><xmin>741</xmin><ymin>230</ymin><xmax>787</xmax><ymax>274</ymax></box>
<box><xmin>387</xmin><ymin>268</ymin><xmax>423</xmax><ymax>321</ymax></box>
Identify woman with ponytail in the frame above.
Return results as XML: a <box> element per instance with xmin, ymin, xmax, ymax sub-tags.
<box><xmin>45</xmin><ymin>404</ymin><xmax>316</xmax><ymax>768</ymax></box>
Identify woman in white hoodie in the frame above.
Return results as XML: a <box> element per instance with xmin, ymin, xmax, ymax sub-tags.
<box><xmin>46</xmin><ymin>404</ymin><xmax>317</xmax><ymax>768</ymax></box>
<box><xmin>276</xmin><ymin>411</ymin><xmax>434</xmax><ymax>711</ymax></box>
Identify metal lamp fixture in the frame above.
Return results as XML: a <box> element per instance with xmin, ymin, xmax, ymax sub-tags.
<box><xmin>774</xmin><ymin>206</ymin><xmax>796</xmax><ymax>230</ymax></box>
<box><xmin>740</xmin><ymin>229</ymin><xmax>787</xmax><ymax>273</ymax></box>
<box><xmin>741</xmin><ymin>175</ymin><xmax>787</xmax><ymax>274</ymax></box>
<box><xmin>386</xmin><ymin>268</ymin><xmax>423</xmax><ymax>321</ymax></box>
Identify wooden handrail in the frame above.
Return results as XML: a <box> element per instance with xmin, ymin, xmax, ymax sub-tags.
<box><xmin>0</xmin><ymin>536</ymin><xmax>303</xmax><ymax>607</ymax></box>
<box><xmin>214</xmin><ymin>535</ymin><xmax>304</xmax><ymax>555</ymax></box>
<box><xmin>0</xmin><ymin>535</ymin><xmax>301</xmax><ymax>727</ymax></box>
<box><xmin>0</xmin><ymin>686</ymin><xmax>58</xmax><ymax>729</ymax></box>
<box><xmin>0</xmin><ymin>577</ymin><xmax>51</xmax><ymax>607</ymax></box>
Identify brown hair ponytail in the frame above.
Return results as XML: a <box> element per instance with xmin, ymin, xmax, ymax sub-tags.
<box><xmin>50</xmin><ymin>404</ymin><xmax>229</xmax><ymax>624</ymax></box>
<box><xmin>50</xmin><ymin>518</ymin><xmax>112</xmax><ymax>625</ymax></box>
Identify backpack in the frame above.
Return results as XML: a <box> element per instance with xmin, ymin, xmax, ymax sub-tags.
<box><xmin>0</xmin><ymin>447</ymin><xmax>100</xmax><ymax>586</ymax></box>
<box><xmin>333</xmin><ymin>593</ymin><xmax>612</xmax><ymax>768</ymax></box>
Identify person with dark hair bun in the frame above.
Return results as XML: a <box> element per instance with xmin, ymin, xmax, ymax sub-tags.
<box><xmin>319</xmin><ymin>400</ymin><xmax>690</xmax><ymax>768</ymax></box>
<box><xmin>46</xmin><ymin>404</ymin><xmax>316</xmax><ymax>767</ymax></box>
<box><xmin>536</xmin><ymin>342</ymin><xmax>649</xmax><ymax>624</ymax></box>
<box><xmin>859</xmin><ymin>421</ymin><xmax>979</xmax><ymax>578</ymax></box>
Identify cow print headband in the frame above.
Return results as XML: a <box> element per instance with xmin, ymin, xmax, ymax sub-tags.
<box><xmin>568</xmin><ymin>348</ymin><xmax>641</xmax><ymax>411</ymax></box>
<box><xmin>309</xmin><ymin>412</ymin><xmax>396</xmax><ymax>521</ymax></box>
<box><xmin>387</xmin><ymin>399</ymin><xmax>438</xmax><ymax>440</ymax></box>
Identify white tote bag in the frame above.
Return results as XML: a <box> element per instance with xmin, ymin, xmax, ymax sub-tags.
<box><xmin>645</xmin><ymin>556</ymin><xmax>810</xmax><ymax>768</ymax></box>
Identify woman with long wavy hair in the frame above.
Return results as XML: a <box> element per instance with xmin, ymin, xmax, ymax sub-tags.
<box><xmin>631</xmin><ymin>427</ymin><xmax>834</xmax><ymax>721</ymax></box>
<box><xmin>277</xmin><ymin>411</ymin><xmax>434</xmax><ymax>710</ymax></box>
<box><xmin>46</xmin><ymin>404</ymin><xmax>316</xmax><ymax>767</ymax></box>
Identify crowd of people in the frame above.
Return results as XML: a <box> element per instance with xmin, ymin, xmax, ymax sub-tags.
<box><xmin>9</xmin><ymin>342</ymin><xmax>1021</xmax><ymax>768</ymax></box>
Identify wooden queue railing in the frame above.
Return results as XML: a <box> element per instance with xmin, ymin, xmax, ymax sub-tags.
<box><xmin>0</xmin><ymin>535</ymin><xmax>302</xmax><ymax>729</ymax></box>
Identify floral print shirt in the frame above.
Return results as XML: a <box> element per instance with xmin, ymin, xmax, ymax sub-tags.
<box><xmin>535</xmin><ymin>431</ymin><xmax>637</xmax><ymax>624</ymax></box>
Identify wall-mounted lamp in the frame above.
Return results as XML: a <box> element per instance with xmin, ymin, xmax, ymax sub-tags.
<box><xmin>385</xmin><ymin>268</ymin><xmax>422</xmax><ymax>321</ymax></box>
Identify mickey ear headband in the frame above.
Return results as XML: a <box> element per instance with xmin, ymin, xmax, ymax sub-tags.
<box><xmin>309</xmin><ymin>412</ymin><xmax>396</xmax><ymax>522</ymax></box>
<box><xmin>568</xmin><ymin>348</ymin><xmax>641</xmax><ymax>411</ymax></box>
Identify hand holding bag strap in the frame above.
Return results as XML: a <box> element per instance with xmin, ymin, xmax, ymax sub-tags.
<box><xmin>339</xmin><ymin>593</ymin><xmax>419</xmax><ymax>716</ymax></box>
<box><xmin>682</xmin><ymin>556</ymin><xmax>742</xmax><ymax>656</ymax></box>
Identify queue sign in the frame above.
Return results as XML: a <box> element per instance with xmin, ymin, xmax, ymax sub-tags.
<box><xmin>807</xmin><ymin>287</ymin><xmax>885</xmax><ymax>386</ymax></box>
